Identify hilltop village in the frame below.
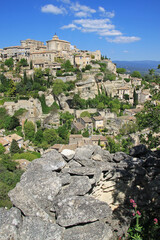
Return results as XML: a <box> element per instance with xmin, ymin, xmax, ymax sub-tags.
<box><xmin>0</xmin><ymin>34</ymin><xmax>159</xmax><ymax>157</ymax></box>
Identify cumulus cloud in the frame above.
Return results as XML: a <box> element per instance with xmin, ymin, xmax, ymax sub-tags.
<box><xmin>61</xmin><ymin>18</ymin><xmax>122</xmax><ymax>36</ymax></box>
<box><xmin>41</xmin><ymin>1</ymin><xmax>141</xmax><ymax>44</ymax></box>
<box><xmin>74</xmin><ymin>18</ymin><xmax>113</xmax><ymax>30</ymax></box>
<box><xmin>106</xmin><ymin>36</ymin><xmax>141</xmax><ymax>43</ymax></box>
<box><xmin>70</xmin><ymin>2</ymin><xmax>96</xmax><ymax>17</ymax></box>
<box><xmin>99</xmin><ymin>6</ymin><xmax>115</xmax><ymax>18</ymax></box>
<box><xmin>99</xmin><ymin>29</ymin><xmax>122</xmax><ymax>36</ymax></box>
<box><xmin>61</xmin><ymin>23</ymin><xmax>81</xmax><ymax>30</ymax></box>
<box><xmin>75</xmin><ymin>11</ymin><xmax>90</xmax><ymax>18</ymax></box>
<box><xmin>41</xmin><ymin>4</ymin><xmax>67</xmax><ymax>15</ymax></box>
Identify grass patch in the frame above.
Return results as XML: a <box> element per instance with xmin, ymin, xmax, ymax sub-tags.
<box><xmin>12</xmin><ymin>152</ymin><xmax>41</xmax><ymax>161</ymax></box>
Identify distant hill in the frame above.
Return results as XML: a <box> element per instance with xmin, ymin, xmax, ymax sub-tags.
<box><xmin>113</xmin><ymin>60</ymin><xmax>160</xmax><ymax>75</ymax></box>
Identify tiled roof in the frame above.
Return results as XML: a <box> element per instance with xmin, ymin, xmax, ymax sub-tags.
<box><xmin>91</xmin><ymin>135</ymin><xmax>107</xmax><ymax>141</ymax></box>
<box><xmin>69</xmin><ymin>134</ymin><xmax>83</xmax><ymax>138</ymax></box>
<box><xmin>72</xmin><ymin>121</ymin><xmax>84</xmax><ymax>131</ymax></box>
<box><xmin>81</xmin><ymin>117</ymin><xmax>92</xmax><ymax>123</ymax></box>
<box><xmin>92</xmin><ymin>116</ymin><xmax>104</xmax><ymax>121</ymax></box>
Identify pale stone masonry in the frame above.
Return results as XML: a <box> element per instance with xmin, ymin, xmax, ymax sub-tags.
<box><xmin>1</xmin><ymin>34</ymin><xmax>101</xmax><ymax>69</ymax></box>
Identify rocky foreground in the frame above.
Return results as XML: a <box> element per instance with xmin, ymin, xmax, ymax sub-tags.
<box><xmin>0</xmin><ymin>144</ymin><xmax>160</xmax><ymax>240</ymax></box>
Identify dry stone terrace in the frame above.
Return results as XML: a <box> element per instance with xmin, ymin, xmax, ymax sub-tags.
<box><xmin>0</xmin><ymin>144</ymin><xmax>160</xmax><ymax>239</ymax></box>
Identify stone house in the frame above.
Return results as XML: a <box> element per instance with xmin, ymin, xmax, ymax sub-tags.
<box><xmin>69</xmin><ymin>135</ymin><xmax>83</xmax><ymax>145</ymax></box>
<box><xmin>71</xmin><ymin>121</ymin><xmax>84</xmax><ymax>133</ymax></box>
<box><xmin>91</xmin><ymin>135</ymin><xmax>107</xmax><ymax>148</ymax></box>
<box><xmin>131</xmin><ymin>77</ymin><xmax>142</xmax><ymax>86</ymax></box>
<box><xmin>0</xmin><ymin>133</ymin><xmax>23</xmax><ymax>152</ymax></box>
<box><xmin>74</xmin><ymin>50</ymin><xmax>101</xmax><ymax>68</ymax></box>
<box><xmin>78</xmin><ymin>117</ymin><xmax>93</xmax><ymax>133</ymax></box>
<box><xmin>116</xmin><ymin>87</ymin><xmax>131</xmax><ymax>100</ymax></box>
<box><xmin>92</xmin><ymin>116</ymin><xmax>104</xmax><ymax>130</ymax></box>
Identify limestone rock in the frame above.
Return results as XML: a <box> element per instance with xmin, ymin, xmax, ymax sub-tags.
<box><xmin>61</xmin><ymin>149</ymin><xmax>75</xmax><ymax>161</ymax></box>
<box><xmin>40</xmin><ymin>150</ymin><xmax>66</xmax><ymax>171</ymax></box>
<box><xmin>129</xmin><ymin>144</ymin><xmax>148</xmax><ymax>157</ymax></box>
<box><xmin>56</xmin><ymin>196</ymin><xmax>112</xmax><ymax>227</ymax></box>
<box><xmin>63</xmin><ymin>221</ymin><xmax>113</xmax><ymax>240</ymax></box>
<box><xmin>20</xmin><ymin>217</ymin><xmax>64</xmax><ymax>240</ymax></box>
<box><xmin>0</xmin><ymin>208</ymin><xmax>22</xmax><ymax>240</ymax></box>
<box><xmin>9</xmin><ymin>170</ymin><xmax>61</xmax><ymax>220</ymax></box>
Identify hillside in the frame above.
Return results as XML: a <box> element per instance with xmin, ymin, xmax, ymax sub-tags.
<box><xmin>113</xmin><ymin>60</ymin><xmax>160</xmax><ymax>75</ymax></box>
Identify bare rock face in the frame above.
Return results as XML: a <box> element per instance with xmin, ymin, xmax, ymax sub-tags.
<box><xmin>1</xmin><ymin>145</ymin><xmax>160</xmax><ymax>239</ymax></box>
<box><xmin>0</xmin><ymin>207</ymin><xmax>22</xmax><ymax>240</ymax></box>
<box><xmin>63</xmin><ymin>221</ymin><xmax>113</xmax><ymax>240</ymax></box>
<box><xmin>56</xmin><ymin>196</ymin><xmax>112</xmax><ymax>227</ymax></box>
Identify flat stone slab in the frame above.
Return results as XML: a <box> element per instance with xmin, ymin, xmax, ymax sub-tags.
<box><xmin>56</xmin><ymin>196</ymin><xmax>112</xmax><ymax>227</ymax></box>
<box><xmin>63</xmin><ymin>221</ymin><xmax>113</xmax><ymax>240</ymax></box>
<box><xmin>0</xmin><ymin>208</ymin><xmax>22</xmax><ymax>240</ymax></box>
<box><xmin>9</xmin><ymin>171</ymin><xmax>61</xmax><ymax>220</ymax></box>
<box><xmin>20</xmin><ymin>217</ymin><xmax>64</xmax><ymax>240</ymax></box>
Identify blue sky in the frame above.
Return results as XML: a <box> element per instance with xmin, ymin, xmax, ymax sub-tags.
<box><xmin>0</xmin><ymin>0</ymin><xmax>160</xmax><ymax>61</ymax></box>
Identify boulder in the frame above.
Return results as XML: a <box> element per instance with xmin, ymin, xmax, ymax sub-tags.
<box><xmin>0</xmin><ymin>208</ymin><xmax>22</xmax><ymax>240</ymax></box>
<box><xmin>9</xmin><ymin>170</ymin><xmax>61</xmax><ymax>220</ymax></box>
<box><xmin>55</xmin><ymin>196</ymin><xmax>112</xmax><ymax>227</ymax></box>
<box><xmin>129</xmin><ymin>144</ymin><xmax>148</xmax><ymax>157</ymax></box>
<box><xmin>63</xmin><ymin>221</ymin><xmax>113</xmax><ymax>240</ymax></box>
<box><xmin>20</xmin><ymin>217</ymin><xmax>64</xmax><ymax>240</ymax></box>
<box><xmin>61</xmin><ymin>149</ymin><xmax>75</xmax><ymax>161</ymax></box>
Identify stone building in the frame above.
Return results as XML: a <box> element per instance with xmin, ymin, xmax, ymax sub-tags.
<box><xmin>46</xmin><ymin>34</ymin><xmax>71</xmax><ymax>52</ymax></box>
<box><xmin>92</xmin><ymin>116</ymin><xmax>104</xmax><ymax>130</ymax></box>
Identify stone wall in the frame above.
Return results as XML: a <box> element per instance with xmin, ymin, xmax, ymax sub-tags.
<box><xmin>0</xmin><ymin>144</ymin><xmax>160</xmax><ymax>239</ymax></box>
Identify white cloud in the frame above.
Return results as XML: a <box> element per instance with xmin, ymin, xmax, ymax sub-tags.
<box><xmin>74</xmin><ymin>18</ymin><xmax>113</xmax><ymax>30</ymax></box>
<box><xmin>75</xmin><ymin>11</ymin><xmax>90</xmax><ymax>17</ymax></box>
<box><xmin>99</xmin><ymin>6</ymin><xmax>115</xmax><ymax>18</ymax></box>
<box><xmin>70</xmin><ymin>2</ymin><xmax>96</xmax><ymax>16</ymax></box>
<box><xmin>99</xmin><ymin>29</ymin><xmax>122</xmax><ymax>36</ymax></box>
<box><xmin>106</xmin><ymin>36</ymin><xmax>141</xmax><ymax>43</ymax></box>
<box><xmin>61</xmin><ymin>23</ymin><xmax>81</xmax><ymax>30</ymax></box>
<box><xmin>41</xmin><ymin>4</ymin><xmax>67</xmax><ymax>15</ymax></box>
<box><xmin>123</xmin><ymin>50</ymin><xmax>129</xmax><ymax>53</ymax></box>
<box><xmin>99</xmin><ymin>6</ymin><xmax>105</xmax><ymax>13</ymax></box>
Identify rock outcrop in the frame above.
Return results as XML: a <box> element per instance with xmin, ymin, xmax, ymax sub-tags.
<box><xmin>0</xmin><ymin>144</ymin><xmax>160</xmax><ymax>239</ymax></box>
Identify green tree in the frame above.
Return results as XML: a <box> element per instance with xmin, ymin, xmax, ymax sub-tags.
<box><xmin>0</xmin><ymin>143</ymin><xmax>5</xmax><ymax>155</ymax></box>
<box><xmin>148</xmin><ymin>68</ymin><xmax>155</xmax><ymax>76</ymax></box>
<box><xmin>106</xmin><ymin>137</ymin><xmax>121</xmax><ymax>153</ymax></box>
<box><xmin>97</xmin><ymin>102</ymin><xmax>105</xmax><ymax>110</ymax></box>
<box><xmin>82</xmin><ymin>129</ymin><xmax>89</xmax><ymax>137</ymax></box>
<box><xmin>59</xmin><ymin>111</ymin><xmax>74</xmax><ymax>129</ymax></box>
<box><xmin>23</xmin><ymin>70</ymin><xmax>28</xmax><ymax>84</ymax></box>
<box><xmin>43</xmin><ymin>128</ymin><xmax>57</xmax><ymax>145</ymax></box>
<box><xmin>34</xmin><ymin>129</ymin><xmax>43</xmax><ymax>144</ymax></box>
<box><xmin>136</xmin><ymin>101</ymin><xmax>160</xmax><ymax>132</ymax></box>
<box><xmin>5</xmin><ymin>116</ymin><xmax>20</xmax><ymax>130</ymax></box>
<box><xmin>44</xmin><ymin>68</ymin><xmax>51</xmax><ymax>87</ymax></box>
<box><xmin>131</xmin><ymin>71</ymin><xmax>142</xmax><ymax>78</ymax></box>
<box><xmin>24</xmin><ymin>121</ymin><xmax>35</xmax><ymax>141</ymax></box>
<box><xmin>18</xmin><ymin>58</ymin><xmax>28</xmax><ymax>67</ymax></box>
<box><xmin>10</xmin><ymin>139</ymin><xmax>21</xmax><ymax>154</ymax></box>
<box><xmin>116</xmin><ymin>68</ymin><xmax>126</xmax><ymax>74</ymax></box>
<box><xmin>80</xmin><ymin>111</ymin><xmax>91</xmax><ymax>118</ymax></box>
<box><xmin>61</xmin><ymin>60</ymin><xmax>74</xmax><ymax>72</ymax></box>
<box><xmin>30</xmin><ymin>60</ymin><xmax>33</xmax><ymax>69</ymax></box>
<box><xmin>133</xmin><ymin>89</ymin><xmax>138</xmax><ymax>107</ymax></box>
<box><xmin>4</xmin><ymin>58</ymin><xmax>14</xmax><ymax>69</ymax></box>
<box><xmin>52</xmin><ymin>79</ymin><xmax>66</xmax><ymax>109</ymax></box>
<box><xmin>58</xmin><ymin>125</ymin><xmax>69</xmax><ymax>141</ymax></box>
